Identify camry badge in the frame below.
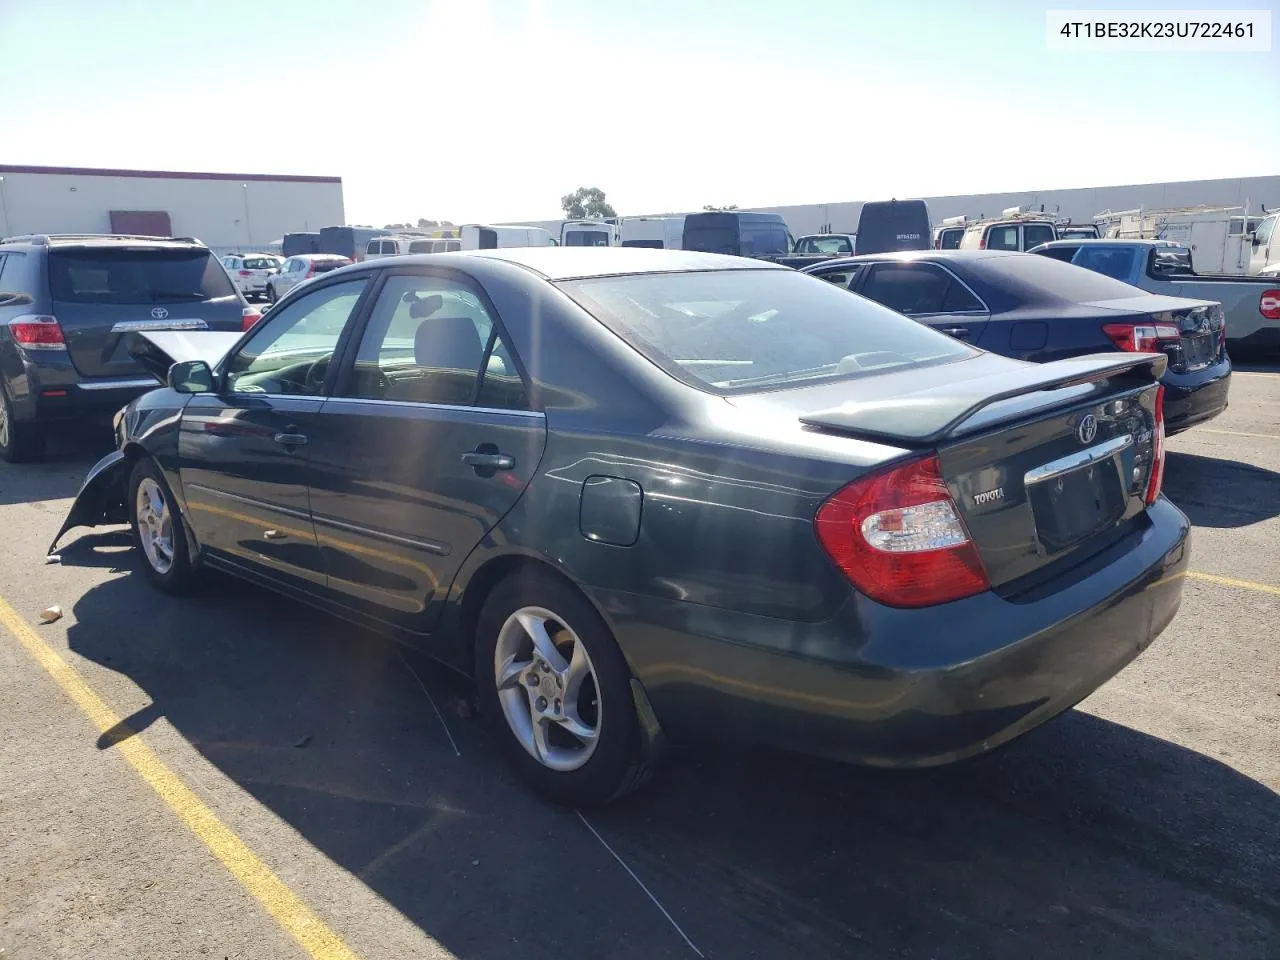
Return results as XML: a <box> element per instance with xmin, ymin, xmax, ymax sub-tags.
<box><xmin>1076</xmin><ymin>414</ymin><xmax>1098</xmax><ymax>445</ymax></box>
<box><xmin>973</xmin><ymin>487</ymin><xmax>1004</xmax><ymax>506</ymax></box>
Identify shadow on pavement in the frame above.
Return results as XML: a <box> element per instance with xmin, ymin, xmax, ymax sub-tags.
<box><xmin>1163</xmin><ymin>451</ymin><xmax>1280</xmax><ymax>528</ymax></box>
<box><xmin>65</xmin><ymin>569</ymin><xmax>1280</xmax><ymax>960</ymax></box>
<box><xmin>0</xmin><ymin>422</ymin><xmax>110</xmax><ymax>508</ymax></box>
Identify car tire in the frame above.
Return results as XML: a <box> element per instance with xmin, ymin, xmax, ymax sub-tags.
<box><xmin>265</xmin><ymin>283</ymin><xmax>276</xmax><ymax>304</ymax></box>
<box><xmin>128</xmin><ymin>457</ymin><xmax>196</xmax><ymax>594</ymax></box>
<box><xmin>0</xmin><ymin>388</ymin><xmax>45</xmax><ymax>463</ymax></box>
<box><xmin>475</xmin><ymin>571</ymin><xmax>651</xmax><ymax>806</ymax></box>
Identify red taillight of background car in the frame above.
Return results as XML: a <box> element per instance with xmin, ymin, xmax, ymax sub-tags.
<box><xmin>238</xmin><ymin>269</ymin><xmax>252</xmax><ymax>277</ymax></box>
<box><xmin>1145</xmin><ymin>385</ymin><xmax>1166</xmax><ymax>505</ymax></box>
<box><xmin>814</xmin><ymin>454</ymin><xmax>990</xmax><ymax>608</ymax></box>
<box><xmin>241</xmin><ymin>306</ymin><xmax>262</xmax><ymax>331</ymax></box>
<box><xmin>1102</xmin><ymin>321</ymin><xmax>1180</xmax><ymax>353</ymax></box>
<box><xmin>1259</xmin><ymin>290</ymin><xmax>1280</xmax><ymax>321</ymax></box>
<box><xmin>8</xmin><ymin>314</ymin><xmax>67</xmax><ymax>350</ymax></box>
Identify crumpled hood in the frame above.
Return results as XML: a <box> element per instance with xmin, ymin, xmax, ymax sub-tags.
<box><xmin>129</xmin><ymin>330</ymin><xmax>245</xmax><ymax>383</ymax></box>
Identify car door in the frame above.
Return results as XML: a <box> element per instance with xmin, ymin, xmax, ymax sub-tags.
<box><xmin>306</xmin><ymin>268</ymin><xmax>547</xmax><ymax>631</ymax></box>
<box><xmin>853</xmin><ymin>261</ymin><xmax>990</xmax><ymax>343</ymax></box>
<box><xmin>178</xmin><ymin>276</ymin><xmax>372</xmax><ymax>590</ymax></box>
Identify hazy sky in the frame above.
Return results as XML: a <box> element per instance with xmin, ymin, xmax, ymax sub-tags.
<box><xmin>1</xmin><ymin>0</ymin><xmax>1276</xmax><ymax>225</ymax></box>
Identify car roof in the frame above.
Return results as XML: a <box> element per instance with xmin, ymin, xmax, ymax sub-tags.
<box><xmin>1032</xmin><ymin>238</ymin><xmax>1180</xmax><ymax>248</ymax></box>
<box><xmin>465</xmin><ymin>247</ymin><xmax>786</xmax><ymax>280</ymax></box>
<box><xmin>812</xmin><ymin>250</ymin><xmax>1024</xmax><ymax>267</ymax></box>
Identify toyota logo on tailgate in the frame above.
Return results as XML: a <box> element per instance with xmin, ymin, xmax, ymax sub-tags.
<box><xmin>1076</xmin><ymin>414</ymin><xmax>1098</xmax><ymax>445</ymax></box>
<box><xmin>150</xmin><ymin>306</ymin><xmax>169</xmax><ymax>320</ymax></box>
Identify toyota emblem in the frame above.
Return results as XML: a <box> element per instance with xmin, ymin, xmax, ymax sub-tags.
<box><xmin>150</xmin><ymin>306</ymin><xmax>169</xmax><ymax>320</ymax></box>
<box><xmin>1076</xmin><ymin>414</ymin><xmax>1098</xmax><ymax>445</ymax></box>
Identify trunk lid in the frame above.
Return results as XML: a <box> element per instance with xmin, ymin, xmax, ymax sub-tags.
<box><xmin>47</xmin><ymin>245</ymin><xmax>246</xmax><ymax>378</ymax></box>
<box><xmin>1088</xmin><ymin>294</ymin><xmax>1226</xmax><ymax>374</ymax></box>
<box><xmin>769</xmin><ymin>352</ymin><xmax>1166</xmax><ymax>592</ymax></box>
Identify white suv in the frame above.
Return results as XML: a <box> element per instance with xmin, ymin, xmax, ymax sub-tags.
<box><xmin>221</xmin><ymin>253</ymin><xmax>281</xmax><ymax>301</ymax></box>
<box><xmin>363</xmin><ymin>236</ymin><xmax>462</xmax><ymax>259</ymax></box>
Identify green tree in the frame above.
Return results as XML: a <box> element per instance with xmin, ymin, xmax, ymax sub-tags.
<box><xmin>561</xmin><ymin>187</ymin><xmax>617</xmax><ymax>220</ymax></box>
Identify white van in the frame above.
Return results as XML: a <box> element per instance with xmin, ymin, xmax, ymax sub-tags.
<box><xmin>1248</xmin><ymin>212</ymin><xmax>1279</xmax><ymax>276</ymax></box>
<box><xmin>619</xmin><ymin>217</ymin><xmax>684</xmax><ymax>249</ymax></box>
<box><xmin>561</xmin><ymin>220</ymin><xmax>617</xmax><ymax>247</ymax></box>
<box><xmin>363</xmin><ymin>235</ymin><xmax>462</xmax><ymax>260</ymax></box>
<box><xmin>460</xmin><ymin>225</ymin><xmax>557</xmax><ymax>250</ymax></box>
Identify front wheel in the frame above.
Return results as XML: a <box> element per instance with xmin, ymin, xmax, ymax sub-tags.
<box><xmin>129</xmin><ymin>457</ymin><xmax>196</xmax><ymax>594</ymax></box>
<box><xmin>265</xmin><ymin>283</ymin><xmax>277</xmax><ymax>304</ymax></box>
<box><xmin>475</xmin><ymin>572</ymin><xmax>651</xmax><ymax>805</ymax></box>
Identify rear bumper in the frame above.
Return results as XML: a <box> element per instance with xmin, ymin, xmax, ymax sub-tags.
<box><xmin>597</xmin><ymin>497</ymin><xmax>1190</xmax><ymax>767</ymax></box>
<box><xmin>6</xmin><ymin>350</ymin><xmax>159</xmax><ymax>424</ymax></box>
<box><xmin>1162</xmin><ymin>358</ymin><xmax>1230</xmax><ymax>435</ymax></box>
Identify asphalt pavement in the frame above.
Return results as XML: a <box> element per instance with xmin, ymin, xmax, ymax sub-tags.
<box><xmin>1</xmin><ymin>362</ymin><xmax>1278</xmax><ymax>960</ymax></box>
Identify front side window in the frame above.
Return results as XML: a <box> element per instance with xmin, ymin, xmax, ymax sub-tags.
<box><xmin>938</xmin><ymin>228</ymin><xmax>964</xmax><ymax>250</ymax></box>
<box><xmin>224</xmin><ymin>278</ymin><xmax>369</xmax><ymax>395</ymax></box>
<box><xmin>860</xmin><ymin>263</ymin><xmax>959</xmax><ymax>314</ymax></box>
<box><xmin>341</xmin><ymin>273</ymin><xmax>527</xmax><ymax>409</ymax></box>
<box><xmin>813</xmin><ymin>264</ymin><xmax>864</xmax><ymax>289</ymax></box>
<box><xmin>1256</xmin><ymin>216</ymin><xmax>1277</xmax><ymax>246</ymax></box>
<box><xmin>559</xmin><ymin>268</ymin><xmax>974</xmax><ymax>393</ymax></box>
<box><xmin>381</xmin><ymin>240</ymin><xmax>398</xmax><ymax>255</ymax></box>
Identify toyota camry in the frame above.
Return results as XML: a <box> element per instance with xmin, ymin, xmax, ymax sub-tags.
<box><xmin>52</xmin><ymin>248</ymin><xmax>1190</xmax><ymax>804</ymax></box>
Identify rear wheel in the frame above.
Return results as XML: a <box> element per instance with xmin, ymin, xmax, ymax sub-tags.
<box><xmin>128</xmin><ymin>457</ymin><xmax>196</xmax><ymax>594</ymax></box>
<box><xmin>475</xmin><ymin>572</ymin><xmax>650</xmax><ymax>805</ymax></box>
<box><xmin>0</xmin><ymin>389</ymin><xmax>45</xmax><ymax>463</ymax></box>
<box><xmin>265</xmin><ymin>283</ymin><xmax>277</xmax><ymax>304</ymax></box>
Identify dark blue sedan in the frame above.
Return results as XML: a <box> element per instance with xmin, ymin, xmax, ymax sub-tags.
<box><xmin>803</xmin><ymin>251</ymin><xmax>1231</xmax><ymax>435</ymax></box>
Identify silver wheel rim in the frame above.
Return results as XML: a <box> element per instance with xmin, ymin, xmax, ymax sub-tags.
<box><xmin>494</xmin><ymin>605</ymin><xmax>601</xmax><ymax>772</ymax></box>
<box><xmin>135</xmin><ymin>477</ymin><xmax>175</xmax><ymax>575</ymax></box>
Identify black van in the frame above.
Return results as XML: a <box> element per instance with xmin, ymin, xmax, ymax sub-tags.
<box><xmin>682</xmin><ymin>212</ymin><xmax>794</xmax><ymax>258</ymax></box>
<box><xmin>855</xmin><ymin>200</ymin><xmax>932</xmax><ymax>255</ymax></box>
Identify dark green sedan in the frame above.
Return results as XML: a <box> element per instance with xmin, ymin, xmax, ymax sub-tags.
<box><xmin>52</xmin><ymin>248</ymin><xmax>1190</xmax><ymax>805</ymax></box>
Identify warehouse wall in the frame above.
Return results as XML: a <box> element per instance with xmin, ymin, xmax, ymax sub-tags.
<box><xmin>0</xmin><ymin>166</ymin><xmax>345</xmax><ymax>252</ymax></box>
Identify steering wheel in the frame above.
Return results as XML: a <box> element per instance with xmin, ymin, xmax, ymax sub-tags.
<box><xmin>302</xmin><ymin>355</ymin><xmax>331</xmax><ymax>391</ymax></box>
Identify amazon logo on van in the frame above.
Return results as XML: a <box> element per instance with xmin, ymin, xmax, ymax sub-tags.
<box><xmin>896</xmin><ymin>233</ymin><xmax>922</xmax><ymax>241</ymax></box>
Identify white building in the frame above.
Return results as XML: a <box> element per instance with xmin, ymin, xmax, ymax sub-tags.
<box><xmin>0</xmin><ymin>163</ymin><xmax>345</xmax><ymax>254</ymax></box>
<box><xmin>517</xmin><ymin>175</ymin><xmax>1280</xmax><ymax>241</ymax></box>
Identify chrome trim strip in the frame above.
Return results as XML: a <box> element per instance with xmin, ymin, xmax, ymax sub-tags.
<box><xmin>311</xmin><ymin>513</ymin><xmax>450</xmax><ymax>556</ymax></box>
<box><xmin>78</xmin><ymin>377</ymin><xmax>161</xmax><ymax>391</ymax></box>
<box><xmin>110</xmin><ymin>318</ymin><xmax>209</xmax><ymax>333</ymax></box>
<box><xmin>1024</xmin><ymin>433</ymin><xmax>1133</xmax><ymax>485</ymax></box>
<box><xmin>185</xmin><ymin>482</ymin><xmax>312</xmax><ymax>522</ymax></box>
<box><xmin>321</xmin><ymin>396</ymin><xmax>545</xmax><ymax>419</ymax></box>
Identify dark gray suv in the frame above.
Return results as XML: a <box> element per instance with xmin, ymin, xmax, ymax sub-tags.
<box><xmin>0</xmin><ymin>234</ymin><xmax>259</xmax><ymax>461</ymax></box>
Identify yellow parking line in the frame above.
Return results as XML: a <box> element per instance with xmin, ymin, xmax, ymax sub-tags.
<box><xmin>1187</xmin><ymin>571</ymin><xmax>1280</xmax><ymax>597</ymax></box>
<box><xmin>1195</xmin><ymin>428</ymin><xmax>1280</xmax><ymax>441</ymax></box>
<box><xmin>0</xmin><ymin>598</ymin><xmax>363</xmax><ymax>960</ymax></box>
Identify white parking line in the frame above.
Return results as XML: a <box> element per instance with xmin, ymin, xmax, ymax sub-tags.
<box><xmin>1196</xmin><ymin>428</ymin><xmax>1280</xmax><ymax>441</ymax></box>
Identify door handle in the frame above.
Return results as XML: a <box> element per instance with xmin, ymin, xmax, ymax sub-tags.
<box><xmin>274</xmin><ymin>429</ymin><xmax>308</xmax><ymax>446</ymax></box>
<box><xmin>940</xmin><ymin>326</ymin><xmax>970</xmax><ymax>337</ymax></box>
<box><xmin>461</xmin><ymin>451</ymin><xmax>515</xmax><ymax>471</ymax></box>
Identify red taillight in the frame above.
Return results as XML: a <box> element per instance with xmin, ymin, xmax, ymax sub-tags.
<box><xmin>241</xmin><ymin>307</ymin><xmax>262</xmax><ymax>331</ymax></box>
<box><xmin>1260</xmin><ymin>289</ymin><xmax>1280</xmax><ymax>321</ymax></box>
<box><xmin>978</xmin><ymin>235</ymin><xmax>986</xmax><ymax>250</ymax></box>
<box><xmin>238</xmin><ymin>269</ymin><xmax>252</xmax><ymax>277</ymax></box>
<box><xmin>1145</xmin><ymin>385</ymin><xmax>1166</xmax><ymax>505</ymax></box>
<box><xmin>8</xmin><ymin>314</ymin><xmax>67</xmax><ymax>350</ymax></box>
<box><xmin>305</xmin><ymin>266</ymin><xmax>316</xmax><ymax>279</ymax></box>
<box><xmin>814</xmin><ymin>455</ymin><xmax>990</xmax><ymax>608</ymax></box>
<box><xmin>1102</xmin><ymin>321</ymin><xmax>1180</xmax><ymax>353</ymax></box>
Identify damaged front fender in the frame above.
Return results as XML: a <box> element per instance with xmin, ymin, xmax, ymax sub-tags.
<box><xmin>47</xmin><ymin>451</ymin><xmax>131</xmax><ymax>556</ymax></box>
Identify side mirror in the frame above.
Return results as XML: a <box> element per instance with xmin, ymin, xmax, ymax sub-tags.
<box><xmin>0</xmin><ymin>291</ymin><xmax>33</xmax><ymax>308</ymax></box>
<box><xmin>168</xmin><ymin>360</ymin><xmax>215</xmax><ymax>394</ymax></box>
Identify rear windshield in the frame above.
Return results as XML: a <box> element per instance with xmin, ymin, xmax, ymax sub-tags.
<box><xmin>558</xmin><ymin>268</ymin><xmax>973</xmax><ymax>393</ymax></box>
<box><xmin>937</xmin><ymin>228</ymin><xmax>964</xmax><ymax>249</ymax></box>
<box><xmin>564</xmin><ymin>230</ymin><xmax>612</xmax><ymax>247</ymax></box>
<box><xmin>1070</xmin><ymin>246</ymin><xmax>1138</xmax><ymax>281</ymax></box>
<box><xmin>49</xmin><ymin>247</ymin><xmax>235</xmax><ymax>303</ymax></box>
<box><xmin>974</xmin><ymin>251</ymin><xmax>1143</xmax><ymax>301</ymax></box>
<box><xmin>408</xmin><ymin>240</ymin><xmax>435</xmax><ymax>253</ymax></box>
<box><xmin>798</xmin><ymin>236</ymin><xmax>854</xmax><ymax>255</ymax></box>
<box><xmin>242</xmin><ymin>256</ymin><xmax>276</xmax><ymax>270</ymax></box>
<box><xmin>311</xmin><ymin>259</ymin><xmax>348</xmax><ymax>274</ymax></box>
<box><xmin>683</xmin><ymin>226</ymin><xmax>738</xmax><ymax>255</ymax></box>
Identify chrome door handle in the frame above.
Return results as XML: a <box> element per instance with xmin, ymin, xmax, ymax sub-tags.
<box><xmin>940</xmin><ymin>326</ymin><xmax>970</xmax><ymax>336</ymax></box>
<box><xmin>461</xmin><ymin>451</ymin><xmax>515</xmax><ymax>470</ymax></box>
<box><xmin>273</xmin><ymin>431</ymin><xmax>308</xmax><ymax>446</ymax></box>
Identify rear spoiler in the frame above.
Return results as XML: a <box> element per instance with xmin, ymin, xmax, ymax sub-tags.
<box><xmin>800</xmin><ymin>353</ymin><xmax>1167</xmax><ymax>446</ymax></box>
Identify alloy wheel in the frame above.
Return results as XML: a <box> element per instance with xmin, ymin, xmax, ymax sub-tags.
<box><xmin>494</xmin><ymin>606</ymin><xmax>601</xmax><ymax>772</ymax></box>
<box><xmin>135</xmin><ymin>477</ymin><xmax>175</xmax><ymax>575</ymax></box>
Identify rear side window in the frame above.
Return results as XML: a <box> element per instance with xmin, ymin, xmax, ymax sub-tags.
<box><xmin>937</xmin><ymin>229</ymin><xmax>963</xmax><ymax>250</ymax></box>
<box><xmin>558</xmin><ymin>268</ymin><xmax>973</xmax><ymax>393</ymax></box>
<box><xmin>381</xmin><ymin>241</ymin><xmax>398</xmax><ymax>254</ymax></box>
<box><xmin>48</xmin><ymin>248</ymin><xmax>235</xmax><ymax>303</ymax></box>
<box><xmin>985</xmin><ymin>226</ymin><xmax>1020</xmax><ymax>251</ymax></box>
<box><xmin>976</xmin><ymin>251</ymin><xmax>1144</xmax><ymax>301</ymax></box>
<box><xmin>408</xmin><ymin>240</ymin><xmax>432</xmax><ymax>253</ymax></box>
<box><xmin>1256</xmin><ymin>216</ymin><xmax>1276</xmax><ymax>246</ymax></box>
<box><xmin>1022</xmin><ymin>223</ymin><xmax>1056</xmax><ymax>249</ymax></box>
<box><xmin>366</xmin><ymin>241</ymin><xmax>381</xmax><ymax>255</ymax></box>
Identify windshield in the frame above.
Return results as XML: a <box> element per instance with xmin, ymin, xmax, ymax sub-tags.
<box><xmin>49</xmin><ymin>248</ymin><xmax>235</xmax><ymax>303</ymax></box>
<box><xmin>1071</xmin><ymin>245</ymin><xmax>1138</xmax><ymax>281</ymax></box>
<box><xmin>798</xmin><ymin>236</ymin><xmax>854</xmax><ymax>255</ymax></box>
<box><xmin>683</xmin><ymin>225</ymin><xmax>739</xmax><ymax>255</ymax></box>
<box><xmin>558</xmin><ymin>268</ymin><xmax>973</xmax><ymax>393</ymax></box>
